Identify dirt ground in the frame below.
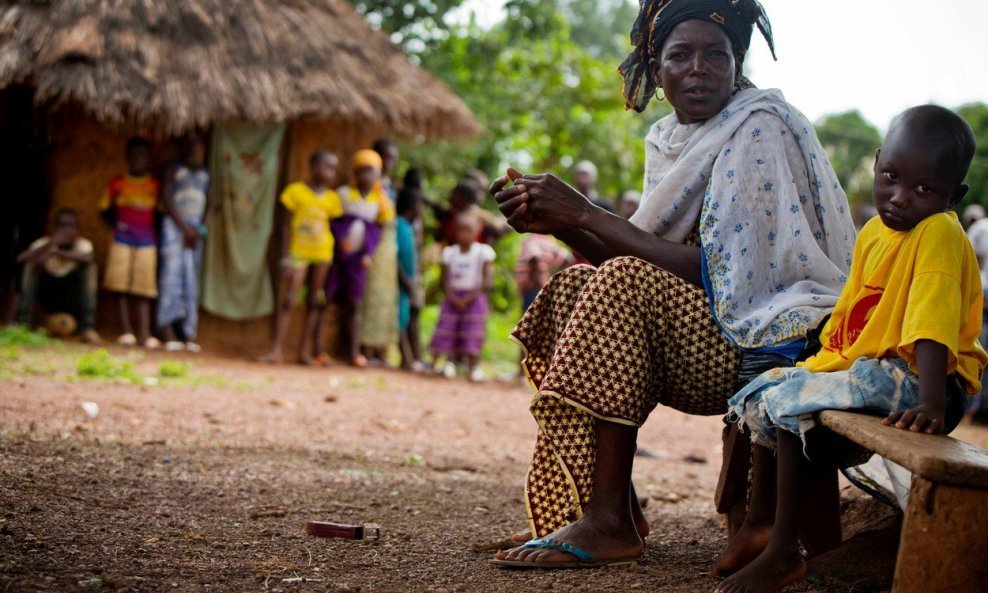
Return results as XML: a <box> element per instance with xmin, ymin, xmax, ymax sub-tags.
<box><xmin>2</xmin><ymin>344</ymin><xmax>986</xmax><ymax>592</ymax></box>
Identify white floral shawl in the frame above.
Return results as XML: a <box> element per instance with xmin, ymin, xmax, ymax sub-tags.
<box><xmin>629</xmin><ymin>88</ymin><xmax>856</xmax><ymax>350</ymax></box>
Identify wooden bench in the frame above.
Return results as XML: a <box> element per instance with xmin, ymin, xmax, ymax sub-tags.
<box><xmin>815</xmin><ymin>410</ymin><xmax>988</xmax><ymax>593</ymax></box>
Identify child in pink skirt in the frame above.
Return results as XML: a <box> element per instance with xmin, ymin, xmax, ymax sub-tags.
<box><xmin>429</xmin><ymin>214</ymin><xmax>495</xmax><ymax>382</ymax></box>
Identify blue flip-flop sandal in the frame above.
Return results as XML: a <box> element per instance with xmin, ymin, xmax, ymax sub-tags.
<box><xmin>489</xmin><ymin>537</ymin><xmax>639</xmax><ymax>569</ymax></box>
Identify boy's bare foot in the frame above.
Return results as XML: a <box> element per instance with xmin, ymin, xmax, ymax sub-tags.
<box><xmin>495</xmin><ymin>513</ymin><xmax>643</xmax><ymax>566</ymax></box>
<box><xmin>256</xmin><ymin>351</ymin><xmax>283</xmax><ymax>364</ymax></box>
<box><xmin>714</xmin><ymin>546</ymin><xmax>806</xmax><ymax>593</ymax></box>
<box><xmin>351</xmin><ymin>354</ymin><xmax>368</xmax><ymax>368</ymax></box>
<box><xmin>710</xmin><ymin>521</ymin><xmax>774</xmax><ymax>576</ymax></box>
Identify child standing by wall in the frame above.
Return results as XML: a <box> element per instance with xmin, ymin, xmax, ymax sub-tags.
<box><xmin>100</xmin><ymin>137</ymin><xmax>160</xmax><ymax>349</ymax></box>
<box><xmin>429</xmin><ymin>214</ymin><xmax>495</xmax><ymax>382</ymax></box>
<box><xmin>324</xmin><ymin>149</ymin><xmax>394</xmax><ymax>368</ymax></box>
<box><xmin>258</xmin><ymin>150</ymin><xmax>343</xmax><ymax>365</ymax></box>
<box><xmin>395</xmin><ymin>188</ymin><xmax>423</xmax><ymax>372</ymax></box>
<box><xmin>715</xmin><ymin>105</ymin><xmax>987</xmax><ymax>593</ymax></box>
<box><xmin>158</xmin><ymin>134</ymin><xmax>209</xmax><ymax>352</ymax></box>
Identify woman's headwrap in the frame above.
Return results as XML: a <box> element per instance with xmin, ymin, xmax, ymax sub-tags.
<box><xmin>353</xmin><ymin>149</ymin><xmax>383</xmax><ymax>171</ymax></box>
<box><xmin>619</xmin><ymin>0</ymin><xmax>776</xmax><ymax>112</ymax></box>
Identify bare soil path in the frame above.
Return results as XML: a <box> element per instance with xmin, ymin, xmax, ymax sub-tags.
<box><xmin>2</xmin><ymin>344</ymin><xmax>984</xmax><ymax>592</ymax></box>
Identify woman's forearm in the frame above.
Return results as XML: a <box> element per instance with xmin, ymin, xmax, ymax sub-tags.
<box><xmin>559</xmin><ymin>208</ymin><xmax>702</xmax><ymax>286</ymax></box>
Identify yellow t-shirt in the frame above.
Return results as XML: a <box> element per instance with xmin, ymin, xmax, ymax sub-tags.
<box><xmin>803</xmin><ymin>212</ymin><xmax>987</xmax><ymax>394</ymax></box>
<box><xmin>280</xmin><ymin>182</ymin><xmax>344</xmax><ymax>263</ymax></box>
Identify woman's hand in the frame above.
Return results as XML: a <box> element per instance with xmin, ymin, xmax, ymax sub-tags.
<box><xmin>489</xmin><ymin>171</ymin><xmax>593</xmax><ymax>235</ymax></box>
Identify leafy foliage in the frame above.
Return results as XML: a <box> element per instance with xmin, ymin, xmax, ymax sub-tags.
<box><xmin>957</xmin><ymin>103</ymin><xmax>988</xmax><ymax>210</ymax></box>
<box><xmin>814</xmin><ymin>110</ymin><xmax>882</xmax><ymax>207</ymax></box>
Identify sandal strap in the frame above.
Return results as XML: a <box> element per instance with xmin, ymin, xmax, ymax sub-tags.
<box><xmin>521</xmin><ymin>537</ymin><xmax>596</xmax><ymax>563</ymax></box>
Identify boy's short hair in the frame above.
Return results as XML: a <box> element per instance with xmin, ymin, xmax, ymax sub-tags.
<box><xmin>126</xmin><ymin>136</ymin><xmax>151</xmax><ymax>153</ymax></box>
<box><xmin>395</xmin><ymin>188</ymin><xmax>419</xmax><ymax>216</ymax></box>
<box><xmin>890</xmin><ymin>105</ymin><xmax>976</xmax><ymax>185</ymax></box>
<box><xmin>309</xmin><ymin>149</ymin><xmax>335</xmax><ymax>168</ymax></box>
<box><xmin>54</xmin><ymin>207</ymin><xmax>78</xmax><ymax>222</ymax></box>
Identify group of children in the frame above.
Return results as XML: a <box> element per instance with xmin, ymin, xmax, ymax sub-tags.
<box><xmin>99</xmin><ymin>135</ymin><xmax>209</xmax><ymax>352</ymax></box>
<box><xmin>255</xmin><ymin>145</ymin><xmax>504</xmax><ymax>381</ymax></box>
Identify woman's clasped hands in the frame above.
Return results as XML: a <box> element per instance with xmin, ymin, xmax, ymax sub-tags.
<box><xmin>489</xmin><ymin>167</ymin><xmax>594</xmax><ymax>235</ymax></box>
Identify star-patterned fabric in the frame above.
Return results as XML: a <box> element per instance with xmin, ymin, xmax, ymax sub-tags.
<box><xmin>512</xmin><ymin>255</ymin><xmax>740</xmax><ymax>536</ymax></box>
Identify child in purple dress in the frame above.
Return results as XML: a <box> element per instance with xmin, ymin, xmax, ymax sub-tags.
<box><xmin>429</xmin><ymin>214</ymin><xmax>495</xmax><ymax>382</ymax></box>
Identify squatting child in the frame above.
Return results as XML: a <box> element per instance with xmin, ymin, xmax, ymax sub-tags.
<box><xmin>714</xmin><ymin>105</ymin><xmax>987</xmax><ymax>593</ymax></box>
<box><xmin>323</xmin><ymin>149</ymin><xmax>394</xmax><ymax>367</ymax></box>
<box><xmin>429</xmin><ymin>213</ymin><xmax>495</xmax><ymax>382</ymax></box>
<box><xmin>100</xmin><ymin>137</ymin><xmax>161</xmax><ymax>349</ymax></box>
<box><xmin>158</xmin><ymin>133</ymin><xmax>209</xmax><ymax>352</ymax></box>
<box><xmin>259</xmin><ymin>150</ymin><xmax>343</xmax><ymax>365</ymax></box>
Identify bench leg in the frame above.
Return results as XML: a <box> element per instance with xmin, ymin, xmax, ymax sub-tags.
<box><xmin>716</xmin><ymin>422</ymin><xmax>752</xmax><ymax>537</ymax></box>
<box><xmin>892</xmin><ymin>477</ymin><xmax>988</xmax><ymax>593</ymax></box>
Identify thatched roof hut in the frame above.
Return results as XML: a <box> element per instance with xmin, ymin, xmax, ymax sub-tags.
<box><xmin>0</xmin><ymin>0</ymin><xmax>482</xmax><ymax>351</ymax></box>
<box><xmin>0</xmin><ymin>0</ymin><xmax>481</xmax><ymax>139</ymax></box>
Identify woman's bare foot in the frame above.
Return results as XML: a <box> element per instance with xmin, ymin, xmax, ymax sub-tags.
<box><xmin>510</xmin><ymin>493</ymin><xmax>650</xmax><ymax>544</ymax></box>
<box><xmin>495</xmin><ymin>513</ymin><xmax>643</xmax><ymax>566</ymax></box>
<box><xmin>714</xmin><ymin>545</ymin><xmax>806</xmax><ymax>593</ymax></box>
<box><xmin>710</xmin><ymin>521</ymin><xmax>774</xmax><ymax>577</ymax></box>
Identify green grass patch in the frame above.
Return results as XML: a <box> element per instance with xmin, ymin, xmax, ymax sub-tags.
<box><xmin>0</xmin><ymin>325</ymin><xmax>50</xmax><ymax>347</ymax></box>
<box><xmin>76</xmin><ymin>349</ymin><xmax>142</xmax><ymax>384</ymax></box>
<box><xmin>158</xmin><ymin>359</ymin><xmax>190</xmax><ymax>378</ymax></box>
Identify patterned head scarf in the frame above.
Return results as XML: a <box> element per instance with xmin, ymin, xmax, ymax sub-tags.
<box><xmin>619</xmin><ymin>0</ymin><xmax>776</xmax><ymax>112</ymax></box>
<box><xmin>353</xmin><ymin>149</ymin><xmax>383</xmax><ymax>171</ymax></box>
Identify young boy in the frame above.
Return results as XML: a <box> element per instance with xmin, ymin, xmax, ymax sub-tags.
<box><xmin>100</xmin><ymin>137</ymin><xmax>161</xmax><ymax>348</ymax></box>
<box><xmin>16</xmin><ymin>208</ymin><xmax>100</xmax><ymax>343</ymax></box>
<box><xmin>713</xmin><ymin>105</ymin><xmax>987</xmax><ymax>593</ymax></box>
<box><xmin>158</xmin><ymin>134</ymin><xmax>209</xmax><ymax>352</ymax></box>
<box><xmin>259</xmin><ymin>150</ymin><xmax>343</xmax><ymax>365</ymax></box>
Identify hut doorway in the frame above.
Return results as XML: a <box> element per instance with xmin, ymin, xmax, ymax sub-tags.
<box><xmin>0</xmin><ymin>87</ymin><xmax>49</xmax><ymax>323</ymax></box>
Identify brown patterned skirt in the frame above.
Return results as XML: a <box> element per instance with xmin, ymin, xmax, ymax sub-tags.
<box><xmin>511</xmin><ymin>256</ymin><xmax>741</xmax><ymax>536</ymax></box>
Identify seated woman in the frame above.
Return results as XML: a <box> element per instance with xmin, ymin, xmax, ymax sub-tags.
<box><xmin>490</xmin><ymin>0</ymin><xmax>857</xmax><ymax>569</ymax></box>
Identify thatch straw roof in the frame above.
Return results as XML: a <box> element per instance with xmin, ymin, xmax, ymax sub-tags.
<box><xmin>0</xmin><ymin>0</ymin><xmax>482</xmax><ymax>138</ymax></box>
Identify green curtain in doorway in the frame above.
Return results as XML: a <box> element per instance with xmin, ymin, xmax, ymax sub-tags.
<box><xmin>201</xmin><ymin>121</ymin><xmax>285</xmax><ymax>320</ymax></box>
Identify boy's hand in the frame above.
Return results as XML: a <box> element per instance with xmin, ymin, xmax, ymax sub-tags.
<box><xmin>361</xmin><ymin>255</ymin><xmax>373</xmax><ymax>269</ymax></box>
<box><xmin>882</xmin><ymin>403</ymin><xmax>946</xmax><ymax>434</ymax></box>
<box><xmin>182</xmin><ymin>226</ymin><xmax>200</xmax><ymax>248</ymax></box>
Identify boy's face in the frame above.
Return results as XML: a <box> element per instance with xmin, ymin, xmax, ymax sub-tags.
<box><xmin>380</xmin><ymin>145</ymin><xmax>398</xmax><ymax>178</ymax></box>
<box><xmin>127</xmin><ymin>146</ymin><xmax>150</xmax><ymax>176</ymax></box>
<box><xmin>52</xmin><ymin>214</ymin><xmax>79</xmax><ymax>246</ymax></box>
<box><xmin>313</xmin><ymin>154</ymin><xmax>338</xmax><ymax>187</ymax></box>
<box><xmin>354</xmin><ymin>166</ymin><xmax>379</xmax><ymax>192</ymax></box>
<box><xmin>873</xmin><ymin>134</ymin><xmax>963</xmax><ymax>232</ymax></box>
<box><xmin>185</xmin><ymin>140</ymin><xmax>206</xmax><ymax>168</ymax></box>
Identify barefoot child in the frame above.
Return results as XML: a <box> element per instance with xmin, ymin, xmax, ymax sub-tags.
<box><xmin>100</xmin><ymin>137</ymin><xmax>161</xmax><ymax>349</ymax></box>
<box><xmin>259</xmin><ymin>150</ymin><xmax>343</xmax><ymax>365</ymax></box>
<box><xmin>324</xmin><ymin>149</ymin><xmax>395</xmax><ymax>367</ymax></box>
<box><xmin>715</xmin><ymin>105</ymin><xmax>987</xmax><ymax>593</ymax></box>
<box><xmin>158</xmin><ymin>134</ymin><xmax>209</xmax><ymax>352</ymax></box>
<box><xmin>395</xmin><ymin>187</ymin><xmax>424</xmax><ymax>372</ymax></box>
<box><xmin>429</xmin><ymin>213</ymin><xmax>495</xmax><ymax>382</ymax></box>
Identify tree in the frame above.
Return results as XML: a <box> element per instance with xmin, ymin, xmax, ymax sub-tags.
<box><xmin>346</xmin><ymin>0</ymin><xmax>467</xmax><ymax>52</ymax></box>
<box><xmin>957</xmin><ymin>103</ymin><xmax>988</xmax><ymax>210</ymax></box>
<box><xmin>814</xmin><ymin>110</ymin><xmax>881</xmax><ymax>207</ymax></box>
